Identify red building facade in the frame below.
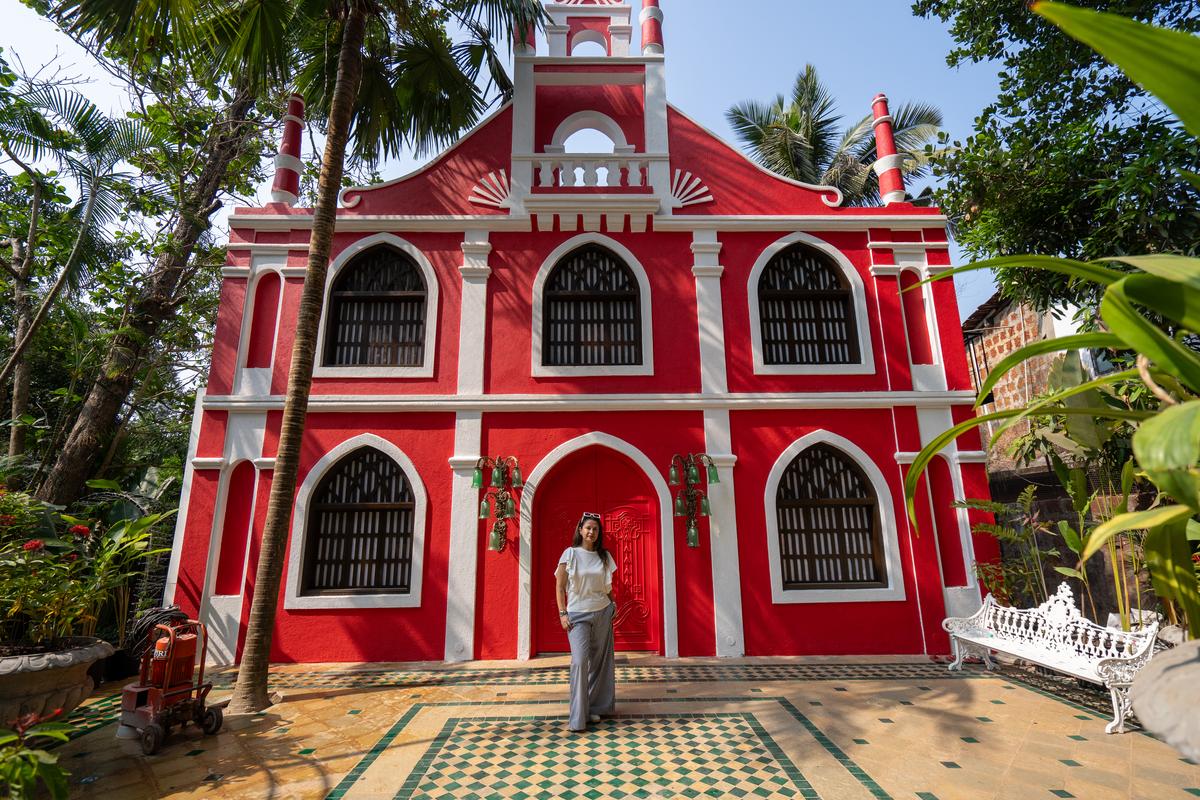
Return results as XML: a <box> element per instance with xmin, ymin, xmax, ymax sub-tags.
<box><xmin>164</xmin><ymin>0</ymin><xmax>996</xmax><ymax>665</ymax></box>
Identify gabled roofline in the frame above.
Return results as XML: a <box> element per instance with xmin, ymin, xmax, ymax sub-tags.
<box><xmin>339</xmin><ymin>101</ymin><xmax>514</xmax><ymax>209</ymax></box>
<box><xmin>666</xmin><ymin>103</ymin><xmax>845</xmax><ymax>208</ymax></box>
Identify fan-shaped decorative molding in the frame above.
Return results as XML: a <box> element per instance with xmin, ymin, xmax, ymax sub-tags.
<box><xmin>670</xmin><ymin>169</ymin><xmax>715</xmax><ymax>208</ymax></box>
<box><xmin>468</xmin><ymin>170</ymin><xmax>511</xmax><ymax>209</ymax></box>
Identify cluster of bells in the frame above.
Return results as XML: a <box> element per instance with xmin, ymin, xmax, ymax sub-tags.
<box><xmin>473</xmin><ymin>459</ymin><xmax>523</xmax><ymax>551</ymax></box>
<box><xmin>669</xmin><ymin>456</ymin><xmax>719</xmax><ymax>548</ymax></box>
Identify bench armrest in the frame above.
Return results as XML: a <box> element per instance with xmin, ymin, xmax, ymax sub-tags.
<box><xmin>1095</xmin><ymin>625</ymin><xmax>1159</xmax><ymax>687</ymax></box>
<box><xmin>942</xmin><ymin>593</ymin><xmax>994</xmax><ymax>634</ymax></box>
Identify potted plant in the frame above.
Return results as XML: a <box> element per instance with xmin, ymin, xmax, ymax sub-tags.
<box><xmin>0</xmin><ymin>491</ymin><xmax>173</xmax><ymax>725</ymax></box>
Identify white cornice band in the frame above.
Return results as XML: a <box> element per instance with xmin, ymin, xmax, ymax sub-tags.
<box><xmin>202</xmin><ymin>390</ymin><xmax>978</xmax><ymax>414</ymax></box>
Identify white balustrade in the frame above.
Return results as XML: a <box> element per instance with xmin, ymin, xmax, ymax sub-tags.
<box><xmin>534</xmin><ymin>153</ymin><xmax>648</xmax><ymax>188</ymax></box>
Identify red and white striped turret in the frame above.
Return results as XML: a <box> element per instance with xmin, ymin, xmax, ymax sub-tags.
<box><xmin>270</xmin><ymin>94</ymin><xmax>305</xmax><ymax>206</ymax></box>
<box><xmin>641</xmin><ymin>0</ymin><xmax>664</xmax><ymax>55</ymax></box>
<box><xmin>871</xmin><ymin>94</ymin><xmax>907</xmax><ymax>206</ymax></box>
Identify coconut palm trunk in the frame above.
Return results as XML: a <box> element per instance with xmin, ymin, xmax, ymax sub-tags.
<box><xmin>228</xmin><ymin>2</ymin><xmax>369</xmax><ymax>714</ymax></box>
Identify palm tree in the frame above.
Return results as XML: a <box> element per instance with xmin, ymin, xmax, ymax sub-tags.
<box><xmin>727</xmin><ymin>64</ymin><xmax>943</xmax><ymax>206</ymax></box>
<box><xmin>53</xmin><ymin>0</ymin><xmax>544</xmax><ymax>712</ymax></box>
<box><xmin>0</xmin><ymin>64</ymin><xmax>148</xmax><ymax>459</ymax></box>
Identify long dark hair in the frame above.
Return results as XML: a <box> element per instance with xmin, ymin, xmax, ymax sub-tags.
<box><xmin>572</xmin><ymin>515</ymin><xmax>609</xmax><ymax>566</ymax></box>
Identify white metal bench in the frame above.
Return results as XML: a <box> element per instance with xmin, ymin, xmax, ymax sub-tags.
<box><xmin>942</xmin><ymin>583</ymin><xmax>1158</xmax><ymax>733</ymax></box>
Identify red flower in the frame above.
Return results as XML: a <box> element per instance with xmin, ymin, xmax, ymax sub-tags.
<box><xmin>1193</xmin><ymin>552</ymin><xmax>1200</xmax><ymax>565</ymax></box>
<box><xmin>0</xmin><ymin>514</ymin><xmax>16</xmax><ymax>526</ymax></box>
<box><xmin>22</xmin><ymin>539</ymin><xmax>44</xmax><ymax>552</ymax></box>
<box><xmin>66</xmin><ymin>552</ymin><xmax>79</xmax><ymax>561</ymax></box>
<box><xmin>69</xmin><ymin>524</ymin><xmax>91</xmax><ymax>538</ymax></box>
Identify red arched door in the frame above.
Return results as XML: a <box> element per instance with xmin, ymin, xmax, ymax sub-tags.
<box><xmin>533</xmin><ymin>445</ymin><xmax>662</xmax><ymax>654</ymax></box>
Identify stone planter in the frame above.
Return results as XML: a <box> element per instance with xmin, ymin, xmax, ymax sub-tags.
<box><xmin>0</xmin><ymin>637</ymin><xmax>114</xmax><ymax>725</ymax></box>
<box><xmin>1132</xmin><ymin>639</ymin><xmax>1200</xmax><ymax>762</ymax></box>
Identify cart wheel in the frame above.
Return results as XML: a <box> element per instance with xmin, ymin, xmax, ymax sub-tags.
<box><xmin>140</xmin><ymin>723</ymin><xmax>165</xmax><ymax>756</ymax></box>
<box><xmin>202</xmin><ymin>707</ymin><xmax>223</xmax><ymax>736</ymax></box>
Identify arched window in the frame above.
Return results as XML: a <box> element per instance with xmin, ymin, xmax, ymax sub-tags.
<box><xmin>542</xmin><ymin>244</ymin><xmax>642</xmax><ymax>367</ymax></box>
<box><xmin>323</xmin><ymin>245</ymin><xmax>427</xmax><ymax>367</ymax></box>
<box><xmin>301</xmin><ymin>446</ymin><xmax>416</xmax><ymax>596</ymax></box>
<box><xmin>775</xmin><ymin>444</ymin><xmax>885</xmax><ymax>589</ymax></box>
<box><xmin>758</xmin><ymin>244</ymin><xmax>859</xmax><ymax>365</ymax></box>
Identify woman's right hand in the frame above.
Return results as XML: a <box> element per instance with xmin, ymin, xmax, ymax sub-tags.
<box><xmin>560</xmin><ymin>615</ymin><xmax>571</xmax><ymax>631</ymax></box>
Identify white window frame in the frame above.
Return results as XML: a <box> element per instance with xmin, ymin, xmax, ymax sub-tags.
<box><xmin>763</xmin><ymin>430</ymin><xmax>905</xmax><ymax>604</ymax></box>
<box><xmin>313</xmin><ymin>233</ymin><xmax>440</xmax><ymax>379</ymax></box>
<box><xmin>285</xmin><ymin>433</ymin><xmax>428</xmax><ymax>609</ymax></box>
<box><xmin>748</xmin><ymin>231</ymin><xmax>875</xmax><ymax>375</ymax></box>
<box><xmin>531</xmin><ymin>233</ymin><xmax>654</xmax><ymax>377</ymax></box>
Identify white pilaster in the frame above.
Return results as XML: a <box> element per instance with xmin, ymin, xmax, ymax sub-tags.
<box><xmin>509</xmin><ymin>56</ymin><xmax>537</xmax><ymax>214</ymax></box>
<box><xmin>691</xmin><ymin>231</ymin><xmax>727</xmax><ymax>395</ymax></box>
<box><xmin>457</xmin><ymin>230</ymin><xmax>491</xmax><ymax>395</ymax></box>
<box><xmin>703</xmin><ymin>409</ymin><xmax>744</xmax><ymax>657</ymax></box>
<box><xmin>644</xmin><ymin>61</ymin><xmax>671</xmax><ymax>208</ymax></box>
<box><xmin>445</xmin><ymin>412</ymin><xmax>483</xmax><ymax>661</ymax></box>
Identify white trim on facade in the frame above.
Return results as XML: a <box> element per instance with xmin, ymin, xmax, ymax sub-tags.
<box><xmin>312</xmin><ymin>233</ymin><xmax>441</xmax><ymax>379</ymax></box>
<box><xmin>234</xmin><ymin>261</ymin><xmax>285</xmax><ymax>397</ymax></box>
<box><xmin>530</xmin><ymin>233</ymin><xmax>655</xmax><ymax>377</ymax></box>
<box><xmin>226</xmin><ymin>213</ymin><xmax>949</xmax><ymax>234</ymax></box>
<box><xmin>691</xmin><ymin>231</ymin><xmax>727</xmax><ymax>395</ymax></box>
<box><xmin>747</xmin><ymin>231</ymin><xmax>876</xmax><ymax>376</ymax></box>
<box><xmin>703</xmin><ymin>408</ymin><xmax>744</xmax><ymax>657</ymax></box>
<box><xmin>444</xmin><ymin>412</ymin><xmax>483</xmax><ymax>661</ymax></box>
<box><xmin>763</xmin><ymin>430</ymin><xmax>907</xmax><ymax>604</ymax></box>
<box><xmin>457</xmin><ymin>232</ymin><xmax>491</xmax><ymax>395</ymax></box>
<box><xmin>517</xmin><ymin>432</ymin><xmax>677</xmax><ymax>660</ymax></box>
<box><xmin>163</xmin><ymin>390</ymin><xmax>206</xmax><ymax>607</ymax></box>
<box><xmin>201</xmin><ymin>389</ymin><xmax>979</xmax><ymax>413</ymax></box>
<box><xmin>550</xmin><ymin>111</ymin><xmax>629</xmax><ymax>150</ymax></box>
<box><xmin>283</xmin><ymin>433</ymin><xmax>429</xmax><ymax>610</ymax></box>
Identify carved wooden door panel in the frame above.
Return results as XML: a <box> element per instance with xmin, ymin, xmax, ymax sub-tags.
<box><xmin>533</xmin><ymin>446</ymin><xmax>662</xmax><ymax>654</ymax></box>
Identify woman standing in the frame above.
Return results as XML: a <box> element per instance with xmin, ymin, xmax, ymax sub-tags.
<box><xmin>555</xmin><ymin>512</ymin><xmax>618</xmax><ymax>732</ymax></box>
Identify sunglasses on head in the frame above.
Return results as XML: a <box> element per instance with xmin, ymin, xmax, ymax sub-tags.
<box><xmin>580</xmin><ymin>512</ymin><xmax>601</xmax><ymax>521</ymax></box>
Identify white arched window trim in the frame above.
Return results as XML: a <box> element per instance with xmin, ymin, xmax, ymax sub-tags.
<box><xmin>516</xmin><ymin>431</ymin><xmax>677</xmax><ymax>659</ymax></box>
<box><xmin>284</xmin><ymin>433</ymin><xmax>428</xmax><ymax>610</ymax></box>
<box><xmin>313</xmin><ymin>233</ymin><xmax>440</xmax><ymax>379</ymax></box>
<box><xmin>531</xmin><ymin>233</ymin><xmax>654</xmax><ymax>377</ymax></box>
<box><xmin>763</xmin><ymin>430</ymin><xmax>905</xmax><ymax>604</ymax></box>
<box><xmin>234</xmin><ymin>260</ymin><xmax>285</xmax><ymax>396</ymax></box>
<box><xmin>748</xmin><ymin>231</ymin><xmax>875</xmax><ymax>376</ymax></box>
<box><xmin>569</xmin><ymin>29</ymin><xmax>609</xmax><ymax>57</ymax></box>
<box><xmin>548</xmin><ymin>111</ymin><xmax>633</xmax><ymax>153</ymax></box>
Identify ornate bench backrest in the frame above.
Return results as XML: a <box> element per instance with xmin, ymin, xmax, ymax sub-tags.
<box><xmin>980</xmin><ymin>584</ymin><xmax>1156</xmax><ymax>662</ymax></box>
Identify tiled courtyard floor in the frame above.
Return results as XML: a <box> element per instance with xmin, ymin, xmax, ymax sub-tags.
<box><xmin>54</xmin><ymin>656</ymin><xmax>1200</xmax><ymax>799</ymax></box>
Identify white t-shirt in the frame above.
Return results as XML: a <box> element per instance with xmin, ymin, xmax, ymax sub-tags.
<box><xmin>558</xmin><ymin>546</ymin><xmax>617</xmax><ymax>613</ymax></box>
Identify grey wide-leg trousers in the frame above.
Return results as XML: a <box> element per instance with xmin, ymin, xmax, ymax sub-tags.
<box><xmin>566</xmin><ymin>602</ymin><xmax>616</xmax><ymax>730</ymax></box>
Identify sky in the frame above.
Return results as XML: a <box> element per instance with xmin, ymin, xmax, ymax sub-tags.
<box><xmin>1</xmin><ymin>0</ymin><xmax>1003</xmax><ymax>318</ymax></box>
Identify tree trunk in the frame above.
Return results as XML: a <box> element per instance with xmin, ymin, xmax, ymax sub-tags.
<box><xmin>36</xmin><ymin>90</ymin><xmax>257</xmax><ymax>506</ymax></box>
<box><xmin>8</xmin><ymin>292</ymin><xmax>32</xmax><ymax>460</ymax></box>
<box><xmin>228</xmin><ymin>4</ymin><xmax>369</xmax><ymax>714</ymax></box>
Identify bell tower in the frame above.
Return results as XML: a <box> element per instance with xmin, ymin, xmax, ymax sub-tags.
<box><xmin>507</xmin><ymin>1</ymin><xmax>673</xmax><ymax>231</ymax></box>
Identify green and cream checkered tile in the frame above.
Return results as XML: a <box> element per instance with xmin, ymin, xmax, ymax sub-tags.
<box><xmin>394</xmin><ymin>714</ymin><xmax>820</xmax><ymax>800</ymax></box>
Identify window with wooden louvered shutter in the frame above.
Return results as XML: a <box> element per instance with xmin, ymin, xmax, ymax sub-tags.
<box><xmin>775</xmin><ymin>444</ymin><xmax>885</xmax><ymax>589</ymax></box>
<box><xmin>301</xmin><ymin>447</ymin><xmax>416</xmax><ymax>595</ymax></box>
<box><xmin>543</xmin><ymin>245</ymin><xmax>642</xmax><ymax>367</ymax></box>
<box><xmin>758</xmin><ymin>244</ymin><xmax>859</xmax><ymax>365</ymax></box>
<box><xmin>323</xmin><ymin>245</ymin><xmax>427</xmax><ymax>367</ymax></box>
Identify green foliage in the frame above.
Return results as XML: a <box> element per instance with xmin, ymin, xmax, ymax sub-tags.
<box><xmin>0</xmin><ymin>713</ymin><xmax>72</xmax><ymax>800</ymax></box>
<box><xmin>913</xmin><ymin>0</ymin><xmax>1200</xmax><ymax>310</ymax></box>
<box><xmin>957</xmin><ymin>486</ymin><xmax>1058</xmax><ymax>607</ymax></box>
<box><xmin>726</xmin><ymin>64</ymin><xmax>943</xmax><ymax>206</ymax></box>
<box><xmin>906</xmin><ymin>3</ymin><xmax>1200</xmax><ymax>636</ymax></box>
<box><xmin>0</xmin><ymin>488</ymin><xmax>173</xmax><ymax>648</ymax></box>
